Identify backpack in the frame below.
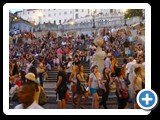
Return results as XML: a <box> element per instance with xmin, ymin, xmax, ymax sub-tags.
<box><xmin>39</xmin><ymin>87</ymin><xmax>48</xmax><ymax>106</ymax></box>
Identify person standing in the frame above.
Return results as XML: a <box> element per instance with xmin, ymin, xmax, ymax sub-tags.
<box><xmin>115</xmin><ymin>69</ymin><xmax>129</xmax><ymax>109</ymax></box>
<box><xmin>99</xmin><ymin>67</ymin><xmax>111</xmax><ymax>109</ymax></box>
<box><xmin>124</xmin><ymin>39</ymin><xmax>130</xmax><ymax>57</ymax></box>
<box><xmin>69</xmin><ymin>65</ymin><xmax>79</xmax><ymax>107</ymax></box>
<box><xmin>88</xmin><ymin>65</ymin><xmax>106</xmax><ymax>109</ymax></box>
<box><xmin>54</xmin><ymin>64</ymin><xmax>68</xmax><ymax>109</ymax></box>
<box><xmin>76</xmin><ymin>65</ymin><xmax>89</xmax><ymax>109</ymax></box>
<box><xmin>37</xmin><ymin>57</ymin><xmax>45</xmax><ymax>87</ymax></box>
<box><xmin>133</xmin><ymin>67</ymin><xmax>144</xmax><ymax>109</ymax></box>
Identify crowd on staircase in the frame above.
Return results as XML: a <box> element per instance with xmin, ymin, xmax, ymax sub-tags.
<box><xmin>9</xmin><ymin>24</ymin><xmax>145</xmax><ymax>109</ymax></box>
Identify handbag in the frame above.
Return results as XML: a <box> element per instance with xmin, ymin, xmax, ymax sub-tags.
<box><xmin>97</xmin><ymin>88</ymin><xmax>104</xmax><ymax>96</ymax></box>
<box><xmin>118</xmin><ymin>78</ymin><xmax>129</xmax><ymax>99</ymax></box>
<box><xmin>39</xmin><ymin>87</ymin><xmax>48</xmax><ymax>106</ymax></box>
<box><xmin>37</xmin><ymin>68</ymin><xmax>45</xmax><ymax>74</ymax></box>
<box><xmin>121</xmin><ymin>90</ymin><xmax>129</xmax><ymax>99</ymax></box>
<box><xmin>94</xmin><ymin>73</ymin><xmax>104</xmax><ymax>96</ymax></box>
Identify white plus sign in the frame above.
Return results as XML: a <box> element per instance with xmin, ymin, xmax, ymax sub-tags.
<box><xmin>142</xmin><ymin>93</ymin><xmax>153</xmax><ymax>105</ymax></box>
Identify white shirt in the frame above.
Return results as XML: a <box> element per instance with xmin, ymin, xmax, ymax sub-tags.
<box><xmin>66</xmin><ymin>61</ymin><xmax>73</xmax><ymax>73</ymax></box>
<box><xmin>126</xmin><ymin>61</ymin><xmax>135</xmax><ymax>74</ymax></box>
<box><xmin>105</xmin><ymin>57</ymin><xmax>111</xmax><ymax>69</ymax></box>
<box><xmin>89</xmin><ymin>73</ymin><xmax>100</xmax><ymax>89</ymax></box>
<box><xmin>61</xmin><ymin>41</ymin><xmax>67</xmax><ymax>46</ymax></box>
<box><xmin>103</xmin><ymin>35</ymin><xmax>109</xmax><ymax>42</ymax></box>
<box><xmin>132</xmin><ymin>59</ymin><xmax>136</xmax><ymax>64</ymax></box>
<box><xmin>14</xmin><ymin>101</ymin><xmax>44</xmax><ymax>109</ymax></box>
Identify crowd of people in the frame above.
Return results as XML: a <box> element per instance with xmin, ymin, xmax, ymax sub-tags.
<box><xmin>9</xmin><ymin>24</ymin><xmax>145</xmax><ymax>109</ymax></box>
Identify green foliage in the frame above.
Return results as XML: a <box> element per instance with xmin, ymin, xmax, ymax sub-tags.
<box><xmin>124</xmin><ymin>9</ymin><xmax>143</xmax><ymax>19</ymax></box>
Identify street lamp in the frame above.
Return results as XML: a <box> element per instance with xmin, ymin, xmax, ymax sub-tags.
<box><xmin>48</xmin><ymin>17</ymin><xmax>52</xmax><ymax>24</ymax></box>
<box><xmin>38</xmin><ymin>12</ymin><xmax>42</xmax><ymax>31</ymax></box>
<box><xmin>91</xmin><ymin>9</ymin><xmax>96</xmax><ymax>28</ymax></box>
<box><xmin>70</xmin><ymin>21</ymin><xmax>75</xmax><ymax>25</ymax></box>
<box><xmin>123</xmin><ymin>9</ymin><xmax>127</xmax><ymax>26</ymax></box>
<box><xmin>38</xmin><ymin>12</ymin><xmax>42</xmax><ymax>24</ymax></box>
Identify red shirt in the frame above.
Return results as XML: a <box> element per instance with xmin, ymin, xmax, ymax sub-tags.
<box><xmin>65</xmin><ymin>48</ymin><xmax>70</xmax><ymax>54</ymax></box>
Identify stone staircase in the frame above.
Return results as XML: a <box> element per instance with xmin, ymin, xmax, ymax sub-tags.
<box><xmin>44</xmin><ymin>87</ymin><xmax>118</xmax><ymax>105</ymax></box>
<box><xmin>43</xmin><ymin>61</ymin><xmax>119</xmax><ymax>106</ymax></box>
<box><xmin>44</xmin><ymin>61</ymin><xmax>90</xmax><ymax>82</ymax></box>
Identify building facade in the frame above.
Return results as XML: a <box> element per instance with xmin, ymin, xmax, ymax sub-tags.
<box><xmin>15</xmin><ymin>9</ymin><xmax>123</xmax><ymax>25</ymax></box>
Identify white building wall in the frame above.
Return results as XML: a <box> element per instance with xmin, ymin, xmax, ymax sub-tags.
<box><xmin>16</xmin><ymin>9</ymin><xmax>123</xmax><ymax>25</ymax></box>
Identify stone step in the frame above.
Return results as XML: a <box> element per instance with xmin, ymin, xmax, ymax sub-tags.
<box><xmin>47</xmin><ymin>72</ymin><xmax>58</xmax><ymax>74</ymax></box>
<box><xmin>46</xmin><ymin>92</ymin><xmax>117</xmax><ymax>104</ymax></box>
<box><xmin>44</xmin><ymin>87</ymin><xmax>116</xmax><ymax>93</ymax></box>
<box><xmin>47</xmin><ymin>98</ymin><xmax>118</xmax><ymax>105</ymax></box>
<box><xmin>44</xmin><ymin>88</ymin><xmax>116</xmax><ymax>96</ymax></box>
<box><xmin>48</xmin><ymin>72</ymin><xmax>58</xmax><ymax>74</ymax></box>
<box><xmin>44</xmin><ymin>79</ymin><xmax>57</xmax><ymax>82</ymax></box>
<box><xmin>47</xmin><ymin>77</ymin><xmax>57</xmax><ymax>79</ymax></box>
<box><xmin>46</xmin><ymin>92</ymin><xmax>117</xmax><ymax>99</ymax></box>
<box><xmin>48</xmin><ymin>69</ymin><xmax>90</xmax><ymax>73</ymax></box>
<box><xmin>48</xmin><ymin>69</ymin><xmax>90</xmax><ymax>72</ymax></box>
<box><xmin>47</xmin><ymin>75</ymin><xmax>58</xmax><ymax>78</ymax></box>
<box><xmin>45</xmin><ymin>90</ymin><xmax>117</xmax><ymax>98</ymax></box>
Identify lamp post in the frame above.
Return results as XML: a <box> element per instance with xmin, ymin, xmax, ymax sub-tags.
<box><xmin>92</xmin><ymin>9</ymin><xmax>96</xmax><ymax>28</ymax></box>
<box><xmin>123</xmin><ymin>9</ymin><xmax>127</xmax><ymax>26</ymax></box>
<box><xmin>38</xmin><ymin>16</ymin><xmax>41</xmax><ymax>24</ymax></box>
<box><xmin>38</xmin><ymin>12</ymin><xmax>42</xmax><ymax>31</ymax></box>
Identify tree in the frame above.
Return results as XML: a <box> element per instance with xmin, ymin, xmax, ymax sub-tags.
<box><xmin>124</xmin><ymin>9</ymin><xmax>143</xmax><ymax>19</ymax></box>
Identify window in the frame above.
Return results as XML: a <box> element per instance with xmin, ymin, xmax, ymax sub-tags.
<box><xmin>59</xmin><ymin>20</ymin><xmax>61</xmax><ymax>24</ymax></box>
<box><xmin>54</xmin><ymin>20</ymin><xmax>56</xmax><ymax>24</ymax></box>
<box><xmin>75</xmin><ymin>14</ymin><xmax>79</xmax><ymax>19</ymax></box>
<box><xmin>82</xmin><ymin>9</ymin><xmax>84</xmax><ymax>12</ymax></box>
<box><xmin>76</xmin><ymin>9</ymin><xmax>78</xmax><ymax>12</ymax></box>
<box><xmin>110</xmin><ymin>9</ymin><xmax>113</xmax><ymax>13</ymax></box>
<box><xmin>48</xmin><ymin>14</ymin><xmax>51</xmax><ymax>17</ymax></box>
<box><xmin>64</xmin><ymin>12</ymin><xmax>67</xmax><ymax>15</ymax></box>
<box><xmin>48</xmin><ymin>9</ymin><xmax>50</xmax><ymax>11</ymax></box>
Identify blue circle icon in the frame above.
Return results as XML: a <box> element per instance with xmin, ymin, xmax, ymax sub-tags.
<box><xmin>136</xmin><ymin>89</ymin><xmax>158</xmax><ymax>110</ymax></box>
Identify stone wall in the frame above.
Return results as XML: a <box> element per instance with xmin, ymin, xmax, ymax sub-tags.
<box><xmin>11</xmin><ymin>20</ymin><xmax>34</xmax><ymax>32</ymax></box>
<box><xmin>23</xmin><ymin>16</ymin><xmax>142</xmax><ymax>38</ymax></box>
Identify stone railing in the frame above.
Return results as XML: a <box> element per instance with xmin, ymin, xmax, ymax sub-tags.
<box><xmin>34</xmin><ymin>17</ymin><xmax>141</xmax><ymax>31</ymax></box>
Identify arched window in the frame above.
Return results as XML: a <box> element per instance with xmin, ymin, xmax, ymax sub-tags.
<box><xmin>110</xmin><ymin>9</ymin><xmax>113</xmax><ymax>13</ymax></box>
<box><xmin>54</xmin><ymin>20</ymin><xmax>56</xmax><ymax>24</ymax></box>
